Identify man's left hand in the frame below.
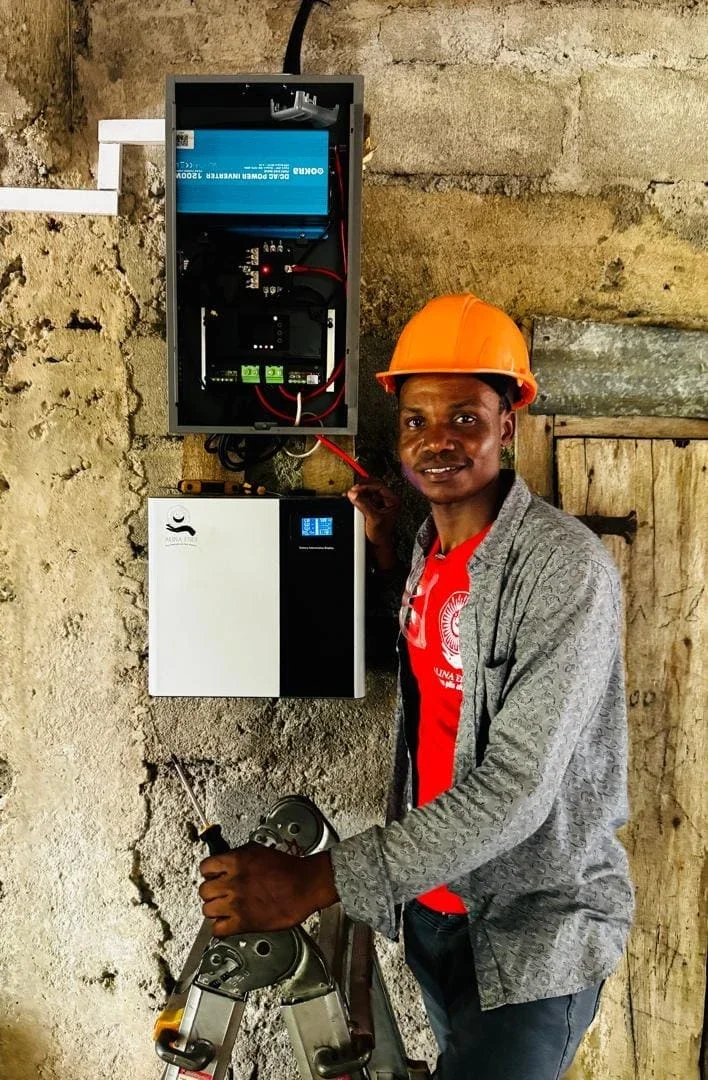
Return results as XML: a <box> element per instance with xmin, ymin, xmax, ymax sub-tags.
<box><xmin>199</xmin><ymin>844</ymin><xmax>339</xmax><ymax>936</ymax></box>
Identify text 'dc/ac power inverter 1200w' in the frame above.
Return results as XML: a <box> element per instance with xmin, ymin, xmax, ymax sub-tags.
<box><xmin>148</xmin><ymin>496</ymin><xmax>365</xmax><ymax>698</ymax></box>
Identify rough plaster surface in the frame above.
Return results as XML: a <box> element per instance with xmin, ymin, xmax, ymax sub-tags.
<box><xmin>360</xmin><ymin>186</ymin><xmax>708</xmax><ymax>336</ymax></box>
<box><xmin>365</xmin><ymin>66</ymin><xmax>570</xmax><ymax>176</ymax></box>
<box><xmin>580</xmin><ymin>69</ymin><xmax>708</xmax><ymax>182</ymax></box>
<box><xmin>0</xmin><ymin>2</ymin><xmax>706</xmax><ymax>1078</ymax></box>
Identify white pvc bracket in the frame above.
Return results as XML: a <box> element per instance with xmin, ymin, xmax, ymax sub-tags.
<box><xmin>0</xmin><ymin>118</ymin><xmax>165</xmax><ymax>217</ymax></box>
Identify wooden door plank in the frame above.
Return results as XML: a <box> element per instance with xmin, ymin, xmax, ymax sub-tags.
<box><xmin>558</xmin><ymin>439</ymin><xmax>707</xmax><ymax>1080</ymax></box>
<box><xmin>554</xmin><ymin>416</ymin><xmax>708</xmax><ymax>440</ymax></box>
<box><xmin>515</xmin><ymin>411</ymin><xmax>554</xmax><ymax>500</ymax></box>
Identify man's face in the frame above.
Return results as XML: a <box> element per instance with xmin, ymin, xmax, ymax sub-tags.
<box><xmin>397</xmin><ymin>374</ymin><xmax>515</xmax><ymax>505</ymax></box>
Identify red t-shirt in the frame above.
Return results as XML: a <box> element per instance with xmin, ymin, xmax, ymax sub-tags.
<box><xmin>406</xmin><ymin>524</ymin><xmax>492</xmax><ymax>913</ymax></box>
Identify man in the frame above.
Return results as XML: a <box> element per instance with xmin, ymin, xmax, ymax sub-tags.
<box><xmin>199</xmin><ymin>294</ymin><xmax>634</xmax><ymax>1078</ymax></box>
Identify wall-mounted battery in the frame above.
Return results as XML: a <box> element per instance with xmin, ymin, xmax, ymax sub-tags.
<box><xmin>148</xmin><ymin>496</ymin><xmax>365</xmax><ymax>698</ymax></box>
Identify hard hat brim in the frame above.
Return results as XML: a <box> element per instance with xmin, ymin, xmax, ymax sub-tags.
<box><xmin>375</xmin><ymin>367</ymin><xmax>537</xmax><ymax>409</ymax></box>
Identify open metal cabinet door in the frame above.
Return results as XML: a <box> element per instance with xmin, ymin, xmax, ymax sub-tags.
<box><xmin>518</xmin><ymin>412</ymin><xmax>707</xmax><ymax>1080</ymax></box>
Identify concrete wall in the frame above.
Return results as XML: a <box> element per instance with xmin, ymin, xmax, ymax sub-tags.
<box><xmin>0</xmin><ymin>2</ymin><xmax>706</xmax><ymax>1077</ymax></box>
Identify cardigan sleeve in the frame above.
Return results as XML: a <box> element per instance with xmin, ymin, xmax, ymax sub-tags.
<box><xmin>330</xmin><ymin>552</ymin><xmax>622</xmax><ymax>936</ymax></box>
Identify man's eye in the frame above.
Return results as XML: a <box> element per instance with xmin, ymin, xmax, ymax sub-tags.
<box><xmin>454</xmin><ymin>414</ymin><xmax>477</xmax><ymax>424</ymax></box>
<box><xmin>404</xmin><ymin>416</ymin><xmax>424</xmax><ymax>429</ymax></box>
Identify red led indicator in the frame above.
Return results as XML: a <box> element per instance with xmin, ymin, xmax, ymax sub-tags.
<box><xmin>261</xmin><ymin>265</ymin><xmax>271</xmax><ymax>275</ymax></box>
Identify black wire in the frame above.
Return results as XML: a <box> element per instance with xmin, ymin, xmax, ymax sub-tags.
<box><xmin>204</xmin><ymin>434</ymin><xmax>283</xmax><ymax>472</ymax></box>
<box><xmin>197</xmin><ymin>8</ymin><xmax>341</xmax><ymax>459</ymax></box>
<box><xmin>294</xmin><ymin>215</ymin><xmax>335</xmax><ymax>263</ymax></box>
<box><xmin>283</xmin><ymin>0</ymin><xmax>328</xmax><ymax>74</ymax></box>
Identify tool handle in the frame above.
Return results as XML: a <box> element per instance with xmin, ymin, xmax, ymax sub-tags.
<box><xmin>199</xmin><ymin>823</ymin><xmax>230</xmax><ymax>856</ymax></box>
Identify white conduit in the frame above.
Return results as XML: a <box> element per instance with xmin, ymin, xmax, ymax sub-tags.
<box><xmin>0</xmin><ymin>119</ymin><xmax>165</xmax><ymax>217</ymax></box>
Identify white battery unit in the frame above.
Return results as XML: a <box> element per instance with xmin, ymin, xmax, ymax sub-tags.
<box><xmin>148</xmin><ymin>496</ymin><xmax>365</xmax><ymax>698</ymax></box>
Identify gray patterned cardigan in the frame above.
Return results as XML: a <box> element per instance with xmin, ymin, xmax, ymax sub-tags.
<box><xmin>330</xmin><ymin>472</ymin><xmax>634</xmax><ymax>1009</ymax></box>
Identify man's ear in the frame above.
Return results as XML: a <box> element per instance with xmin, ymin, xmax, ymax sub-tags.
<box><xmin>501</xmin><ymin>409</ymin><xmax>516</xmax><ymax>448</ymax></box>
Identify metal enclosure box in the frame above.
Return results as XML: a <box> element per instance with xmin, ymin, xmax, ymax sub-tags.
<box><xmin>148</xmin><ymin>497</ymin><xmax>365</xmax><ymax>698</ymax></box>
<box><xmin>165</xmin><ymin>75</ymin><xmax>364</xmax><ymax>435</ymax></box>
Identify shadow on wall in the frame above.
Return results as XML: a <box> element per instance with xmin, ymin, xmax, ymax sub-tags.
<box><xmin>358</xmin><ymin>332</ymin><xmax>431</xmax><ymax>668</ymax></box>
<box><xmin>359</xmin><ymin>331</ymin><xmax>429</xmax><ymax>542</ymax></box>
<box><xmin>0</xmin><ymin>1021</ymin><xmax>54</xmax><ymax>1080</ymax></box>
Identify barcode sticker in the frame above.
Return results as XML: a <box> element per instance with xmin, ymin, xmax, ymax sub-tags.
<box><xmin>176</xmin><ymin>129</ymin><xmax>194</xmax><ymax>150</ymax></box>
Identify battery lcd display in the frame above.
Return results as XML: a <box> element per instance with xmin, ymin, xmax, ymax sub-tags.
<box><xmin>301</xmin><ymin>517</ymin><xmax>334</xmax><ymax>538</ymax></box>
<box><xmin>175</xmin><ymin>129</ymin><xmax>330</xmax><ymax>216</ymax></box>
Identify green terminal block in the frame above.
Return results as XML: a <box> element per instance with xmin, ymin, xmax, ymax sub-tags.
<box><xmin>241</xmin><ymin>365</ymin><xmax>261</xmax><ymax>384</ymax></box>
<box><xmin>265</xmin><ymin>365</ymin><xmax>285</xmax><ymax>384</ymax></box>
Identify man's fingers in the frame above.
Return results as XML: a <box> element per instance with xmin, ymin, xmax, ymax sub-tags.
<box><xmin>199</xmin><ymin>878</ymin><xmax>230</xmax><ymax>901</ymax></box>
<box><xmin>200</xmin><ymin>853</ymin><xmax>236</xmax><ymax>878</ymax></box>
<box><xmin>349</xmin><ymin>489</ymin><xmax>397</xmax><ymax>515</ymax></box>
<box><xmin>203</xmin><ymin>903</ymin><xmax>242</xmax><ymax>935</ymax></box>
<box><xmin>201</xmin><ymin>895</ymin><xmax>236</xmax><ymax>918</ymax></box>
<box><xmin>210</xmin><ymin>915</ymin><xmax>242</xmax><ymax>938</ymax></box>
<box><xmin>211</xmin><ymin>918</ymin><xmax>234</xmax><ymax>938</ymax></box>
<box><xmin>348</xmin><ymin>481</ymin><xmax>400</xmax><ymax>510</ymax></box>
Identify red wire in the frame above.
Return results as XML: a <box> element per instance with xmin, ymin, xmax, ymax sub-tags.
<box><xmin>339</xmin><ymin>220</ymin><xmax>348</xmax><ymax>278</ymax></box>
<box><xmin>291</xmin><ymin>265</ymin><xmax>344</xmax><ymax>284</ymax></box>
<box><xmin>311</xmin><ymin>383</ymin><xmax>345</xmax><ymax>421</ymax></box>
<box><xmin>334</xmin><ymin>149</ymin><xmax>348</xmax><ymax>277</ymax></box>
<box><xmin>255</xmin><ymin>383</ymin><xmax>343</xmax><ymax>424</ymax></box>
<box><xmin>254</xmin><ymin>385</ymin><xmax>296</xmax><ymax>422</ymax></box>
<box><xmin>336</xmin><ymin>149</ymin><xmax>349</xmax><ymax>278</ymax></box>
<box><xmin>315</xmin><ymin>434</ymin><xmax>369</xmax><ymax>478</ymax></box>
<box><xmin>278</xmin><ymin>359</ymin><xmax>345</xmax><ymax>402</ymax></box>
<box><xmin>254</xmin><ymin>386</ymin><xmax>367</xmax><ymax>476</ymax></box>
<box><xmin>252</xmin><ymin>150</ymin><xmax>355</xmax><ymax>470</ymax></box>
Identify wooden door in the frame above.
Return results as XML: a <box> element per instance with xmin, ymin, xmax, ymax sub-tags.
<box><xmin>518</xmin><ymin>422</ymin><xmax>707</xmax><ymax>1079</ymax></box>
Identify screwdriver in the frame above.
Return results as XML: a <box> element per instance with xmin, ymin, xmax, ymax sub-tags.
<box><xmin>169</xmin><ymin>753</ymin><xmax>231</xmax><ymax>856</ymax></box>
<box><xmin>147</xmin><ymin>712</ymin><xmax>230</xmax><ymax>856</ymax></box>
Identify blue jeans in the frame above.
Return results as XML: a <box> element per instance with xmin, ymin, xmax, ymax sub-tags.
<box><xmin>403</xmin><ymin>900</ymin><xmax>602</xmax><ymax>1080</ymax></box>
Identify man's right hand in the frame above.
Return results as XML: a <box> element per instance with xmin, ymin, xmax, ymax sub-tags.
<box><xmin>347</xmin><ymin>479</ymin><xmax>401</xmax><ymax>571</ymax></box>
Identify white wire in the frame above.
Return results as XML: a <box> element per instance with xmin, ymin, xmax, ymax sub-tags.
<box><xmin>282</xmin><ymin>437</ymin><xmax>322</xmax><ymax>460</ymax></box>
<box><xmin>281</xmin><ymin>412</ymin><xmax>324</xmax><ymax>460</ymax></box>
<box><xmin>294</xmin><ymin>391</ymin><xmax>303</xmax><ymax>427</ymax></box>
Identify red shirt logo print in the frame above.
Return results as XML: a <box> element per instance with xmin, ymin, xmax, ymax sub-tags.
<box><xmin>439</xmin><ymin>590</ymin><xmax>467</xmax><ymax>672</ymax></box>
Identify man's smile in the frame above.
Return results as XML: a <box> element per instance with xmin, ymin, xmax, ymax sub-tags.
<box><xmin>418</xmin><ymin>461</ymin><xmax>470</xmax><ymax>479</ymax></box>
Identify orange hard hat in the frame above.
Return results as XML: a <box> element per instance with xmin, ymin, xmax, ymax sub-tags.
<box><xmin>376</xmin><ymin>294</ymin><xmax>537</xmax><ymax>409</ymax></box>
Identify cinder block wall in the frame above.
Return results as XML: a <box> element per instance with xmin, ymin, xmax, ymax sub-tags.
<box><xmin>0</xmin><ymin>3</ymin><xmax>706</xmax><ymax>1078</ymax></box>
